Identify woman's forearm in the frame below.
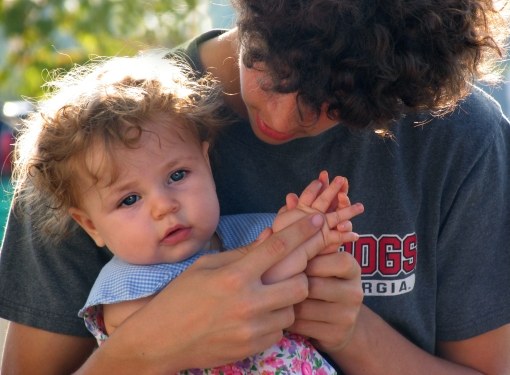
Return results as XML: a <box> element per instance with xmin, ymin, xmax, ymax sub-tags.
<box><xmin>330</xmin><ymin>305</ymin><xmax>483</xmax><ymax>375</ymax></box>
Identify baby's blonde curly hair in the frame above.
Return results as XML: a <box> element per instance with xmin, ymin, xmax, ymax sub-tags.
<box><xmin>13</xmin><ymin>52</ymin><xmax>225</xmax><ymax>241</ymax></box>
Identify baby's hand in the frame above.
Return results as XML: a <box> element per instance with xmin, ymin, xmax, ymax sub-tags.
<box><xmin>263</xmin><ymin>172</ymin><xmax>364</xmax><ymax>283</ymax></box>
<box><xmin>282</xmin><ymin>170</ymin><xmax>351</xmax><ymax>214</ymax></box>
<box><xmin>274</xmin><ymin>172</ymin><xmax>363</xmax><ymax>251</ymax></box>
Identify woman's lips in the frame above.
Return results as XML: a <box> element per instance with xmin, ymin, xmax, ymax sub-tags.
<box><xmin>161</xmin><ymin>226</ymin><xmax>192</xmax><ymax>246</ymax></box>
<box><xmin>256</xmin><ymin>114</ymin><xmax>294</xmax><ymax>142</ymax></box>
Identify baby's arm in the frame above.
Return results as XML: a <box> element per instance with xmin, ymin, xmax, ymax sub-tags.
<box><xmin>103</xmin><ymin>295</ymin><xmax>153</xmax><ymax>336</ymax></box>
<box><xmin>263</xmin><ymin>172</ymin><xmax>364</xmax><ymax>284</ymax></box>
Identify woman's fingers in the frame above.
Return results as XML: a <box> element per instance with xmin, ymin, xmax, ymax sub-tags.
<box><xmin>239</xmin><ymin>214</ymin><xmax>325</xmax><ymax>280</ymax></box>
<box><xmin>305</xmin><ymin>250</ymin><xmax>361</xmax><ymax>279</ymax></box>
<box><xmin>289</xmin><ymin>252</ymin><xmax>363</xmax><ymax>352</ymax></box>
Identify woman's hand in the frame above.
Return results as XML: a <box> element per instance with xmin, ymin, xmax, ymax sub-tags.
<box><xmin>77</xmin><ymin>214</ymin><xmax>329</xmax><ymax>374</ymax></box>
<box><xmin>266</xmin><ymin>172</ymin><xmax>363</xmax><ymax>284</ymax></box>
<box><xmin>289</xmin><ymin>250</ymin><xmax>364</xmax><ymax>354</ymax></box>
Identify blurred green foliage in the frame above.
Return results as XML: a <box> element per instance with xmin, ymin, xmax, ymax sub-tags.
<box><xmin>0</xmin><ymin>0</ymin><xmax>207</xmax><ymax>100</ymax></box>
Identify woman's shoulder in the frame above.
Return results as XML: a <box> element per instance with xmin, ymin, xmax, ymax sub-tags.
<box><xmin>454</xmin><ymin>86</ymin><xmax>507</xmax><ymax>128</ymax></box>
<box><xmin>401</xmin><ymin>86</ymin><xmax>509</xmax><ymax>149</ymax></box>
<box><xmin>171</xmin><ymin>29</ymin><xmax>234</xmax><ymax>74</ymax></box>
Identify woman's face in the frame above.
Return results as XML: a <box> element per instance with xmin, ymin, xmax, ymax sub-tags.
<box><xmin>239</xmin><ymin>58</ymin><xmax>339</xmax><ymax>144</ymax></box>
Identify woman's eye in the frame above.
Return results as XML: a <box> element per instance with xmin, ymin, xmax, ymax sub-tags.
<box><xmin>169</xmin><ymin>170</ymin><xmax>187</xmax><ymax>183</ymax></box>
<box><xmin>121</xmin><ymin>194</ymin><xmax>140</xmax><ymax>206</ymax></box>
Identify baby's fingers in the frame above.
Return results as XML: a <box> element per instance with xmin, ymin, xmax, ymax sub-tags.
<box><xmin>297</xmin><ymin>180</ymin><xmax>323</xmax><ymax>207</ymax></box>
<box><xmin>318</xmin><ymin>170</ymin><xmax>330</xmax><ymax>190</ymax></box>
<box><xmin>325</xmin><ymin>203</ymin><xmax>364</xmax><ymax>228</ymax></box>
<box><xmin>337</xmin><ymin>192</ymin><xmax>351</xmax><ymax>209</ymax></box>
<box><xmin>284</xmin><ymin>193</ymin><xmax>299</xmax><ymax>211</ymax></box>
<box><xmin>322</xmin><ymin>230</ymin><xmax>360</xmax><ymax>252</ymax></box>
<box><xmin>309</xmin><ymin>176</ymin><xmax>347</xmax><ymax>212</ymax></box>
<box><xmin>337</xmin><ymin>220</ymin><xmax>353</xmax><ymax>232</ymax></box>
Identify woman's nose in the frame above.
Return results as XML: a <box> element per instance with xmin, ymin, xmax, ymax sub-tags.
<box><xmin>265</xmin><ymin>94</ymin><xmax>298</xmax><ymax>130</ymax></box>
<box><xmin>267</xmin><ymin>93</ymin><xmax>318</xmax><ymax>132</ymax></box>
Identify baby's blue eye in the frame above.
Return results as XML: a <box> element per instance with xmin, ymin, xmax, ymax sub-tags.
<box><xmin>169</xmin><ymin>170</ymin><xmax>187</xmax><ymax>183</ymax></box>
<box><xmin>121</xmin><ymin>195</ymin><xmax>140</xmax><ymax>206</ymax></box>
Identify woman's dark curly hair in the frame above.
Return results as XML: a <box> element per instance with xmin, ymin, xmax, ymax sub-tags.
<box><xmin>232</xmin><ymin>0</ymin><xmax>509</xmax><ymax>130</ymax></box>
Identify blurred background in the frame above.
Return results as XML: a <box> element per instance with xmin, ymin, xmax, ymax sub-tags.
<box><xmin>0</xmin><ymin>0</ymin><xmax>509</xmax><ymax>236</ymax></box>
<box><xmin>0</xmin><ymin>0</ymin><xmax>238</xmax><ymax>236</ymax></box>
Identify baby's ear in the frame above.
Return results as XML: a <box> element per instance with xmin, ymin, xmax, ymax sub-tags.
<box><xmin>68</xmin><ymin>207</ymin><xmax>106</xmax><ymax>247</ymax></box>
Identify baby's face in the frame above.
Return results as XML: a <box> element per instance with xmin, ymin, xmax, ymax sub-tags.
<box><xmin>70</xmin><ymin>120</ymin><xmax>219</xmax><ymax>265</ymax></box>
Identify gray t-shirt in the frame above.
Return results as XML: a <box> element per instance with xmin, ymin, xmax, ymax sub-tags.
<box><xmin>209</xmin><ymin>88</ymin><xmax>510</xmax><ymax>353</ymax></box>
<box><xmin>1</xmin><ymin>30</ymin><xmax>509</xmax><ymax>365</ymax></box>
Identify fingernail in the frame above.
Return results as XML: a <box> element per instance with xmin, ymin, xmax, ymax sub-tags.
<box><xmin>339</xmin><ymin>220</ymin><xmax>351</xmax><ymax>230</ymax></box>
<box><xmin>312</xmin><ymin>214</ymin><xmax>324</xmax><ymax>227</ymax></box>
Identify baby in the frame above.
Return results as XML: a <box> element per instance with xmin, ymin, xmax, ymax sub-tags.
<box><xmin>13</xmin><ymin>53</ymin><xmax>364</xmax><ymax>374</ymax></box>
